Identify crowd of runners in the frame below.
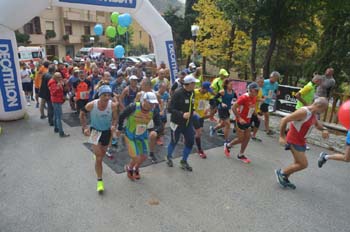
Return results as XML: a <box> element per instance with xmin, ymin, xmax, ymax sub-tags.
<box><xmin>22</xmin><ymin>57</ymin><xmax>350</xmax><ymax>193</ymax></box>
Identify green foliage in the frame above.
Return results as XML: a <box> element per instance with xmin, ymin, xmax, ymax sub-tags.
<box><xmin>15</xmin><ymin>30</ymin><xmax>30</xmax><ymax>45</ymax></box>
<box><xmin>45</xmin><ymin>30</ymin><xmax>56</xmax><ymax>39</ymax></box>
<box><xmin>62</xmin><ymin>34</ymin><xmax>69</xmax><ymax>41</ymax></box>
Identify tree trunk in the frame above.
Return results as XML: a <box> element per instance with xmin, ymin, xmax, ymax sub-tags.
<box><xmin>202</xmin><ymin>56</ymin><xmax>207</xmax><ymax>75</ymax></box>
<box><xmin>225</xmin><ymin>23</ymin><xmax>236</xmax><ymax>71</ymax></box>
<box><xmin>263</xmin><ymin>30</ymin><xmax>277</xmax><ymax>78</ymax></box>
<box><xmin>250</xmin><ymin>23</ymin><xmax>257</xmax><ymax>79</ymax></box>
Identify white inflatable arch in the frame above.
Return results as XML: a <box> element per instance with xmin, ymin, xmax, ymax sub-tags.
<box><xmin>0</xmin><ymin>0</ymin><xmax>178</xmax><ymax>121</ymax></box>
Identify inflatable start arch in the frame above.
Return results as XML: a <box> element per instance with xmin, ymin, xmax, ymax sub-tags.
<box><xmin>0</xmin><ymin>0</ymin><xmax>178</xmax><ymax>121</ymax></box>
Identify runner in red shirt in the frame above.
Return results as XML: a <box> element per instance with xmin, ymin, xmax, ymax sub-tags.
<box><xmin>224</xmin><ymin>82</ymin><xmax>259</xmax><ymax>163</ymax></box>
<box><xmin>276</xmin><ymin>97</ymin><xmax>329</xmax><ymax>189</ymax></box>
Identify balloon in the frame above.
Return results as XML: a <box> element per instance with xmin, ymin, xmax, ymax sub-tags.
<box><xmin>118</xmin><ymin>13</ymin><xmax>132</xmax><ymax>27</ymax></box>
<box><xmin>106</xmin><ymin>26</ymin><xmax>116</xmax><ymax>38</ymax></box>
<box><xmin>114</xmin><ymin>45</ymin><xmax>125</xmax><ymax>58</ymax></box>
<box><xmin>110</xmin><ymin>12</ymin><xmax>119</xmax><ymax>24</ymax></box>
<box><xmin>94</xmin><ymin>24</ymin><xmax>103</xmax><ymax>36</ymax></box>
<box><xmin>338</xmin><ymin>100</ymin><xmax>350</xmax><ymax>130</ymax></box>
<box><xmin>117</xmin><ymin>25</ymin><xmax>128</xmax><ymax>35</ymax></box>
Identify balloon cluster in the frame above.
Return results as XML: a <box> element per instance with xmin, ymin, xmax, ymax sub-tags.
<box><xmin>93</xmin><ymin>12</ymin><xmax>133</xmax><ymax>58</ymax></box>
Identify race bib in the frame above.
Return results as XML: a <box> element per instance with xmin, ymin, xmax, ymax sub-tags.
<box><xmin>198</xmin><ymin>100</ymin><xmax>207</xmax><ymax>110</ymax></box>
<box><xmin>147</xmin><ymin>120</ymin><xmax>154</xmax><ymax>129</ymax></box>
<box><xmin>80</xmin><ymin>91</ymin><xmax>89</xmax><ymax>99</ymax></box>
<box><xmin>136</xmin><ymin>124</ymin><xmax>147</xmax><ymax>135</ymax></box>
<box><xmin>268</xmin><ymin>90</ymin><xmax>273</xmax><ymax>99</ymax></box>
<box><xmin>170</xmin><ymin>122</ymin><xmax>178</xmax><ymax>131</ymax></box>
<box><xmin>247</xmin><ymin>107</ymin><xmax>255</xmax><ymax>119</ymax></box>
<box><xmin>88</xmin><ymin>129</ymin><xmax>102</xmax><ymax>145</ymax></box>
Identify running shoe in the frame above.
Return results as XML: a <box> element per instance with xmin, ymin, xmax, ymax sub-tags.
<box><xmin>318</xmin><ymin>152</ymin><xmax>328</xmax><ymax>168</ymax></box>
<box><xmin>111</xmin><ymin>138</ymin><xmax>118</xmax><ymax>146</ymax></box>
<box><xmin>306</xmin><ymin>146</ymin><xmax>310</xmax><ymax>150</ymax></box>
<box><xmin>105</xmin><ymin>149</ymin><xmax>114</xmax><ymax>159</ymax></box>
<box><xmin>27</xmin><ymin>102</ymin><xmax>31</xmax><ymax>106</ymax></box>
<box><xmin>133</xmin><ymin>168</ymin><xmax>141</xmax><ymax>180</ymax></box>
<box><xmin>96</xmin><ymin>180</ymin><xmax>104</xmax><ymax>193</ymax></box>
<box><xmin>237</xmin><ymin>155</ymin><xmax>251</xmax><ymax>163</ymax></box>
<box><xmin>180</xmin><ymin>160</ymin><xmax>193</xmax><ymax>172</ymax></box>
<box><xmin>166</xmin><ymin>156</ymin><xmax>173</xmax><ymax>167</ymax></box>
<box><xmin>149</xmin><ymin>153</ymin><xmax>157</xmax><ymax>163</ymax></box>
<box><xmin>251</xmin><ymin>136</ymin><xmax>262</xmax><ymax>142</ymax></box>
<box><xmin>125</xmin><ymin>165</ymin><xmax>134</xmax><ymax>180</ymax></box>
<box><xmin>209</xmin><ymin>126</ymin><xmax>215</xmax><ymax>137</ymax></box>
<box><xmin>59</xmin><ymin>133</ymin><xmax>70</xmax><ymax>138</ymax></box>
<box><xmin>40</xmin><ymin>115</ymin><xmax>47</xmax><ymax>119</ymax></box>
<box><xmin>198</xmin><ymin>150</ymin><xmax>207</xmax><ymax>159</ymax></box>
<box><xmin>266</xmin><ymin>130</ymin><xmax>275</xmax><ymax>135</ymax></box>
<box><xmin>275</xmin><ymin>168</ymin><xmax>288</xmax><ymax>188</ymax></box>
<box><xmin>36</xmin><ymin>103</ymin><xmax>39</xmax><ymax>108</ymax></box>
<box><xmin>285</xmin><ymin>178</ymin><xmax>296</xmax><ymax>189</ymax></box>
<box><xmin>224</xmin><ymin>143</ymin><xmax>231</xmax><ymax>158</ymax></box>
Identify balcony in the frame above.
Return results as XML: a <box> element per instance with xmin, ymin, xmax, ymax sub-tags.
<box><xmin>68</xmin><ymin>35</ymin><xmax>81</xmax><ymax>44</ymax></box>
<box><xmin>64</xmin><ymin>11</ymin><xmax>96</xmax><ymax>22</ymax></box>
<box><xmin>29</xmin><ymin>34</ymin><xmax>45</xmax><ymax>45</ymax></box>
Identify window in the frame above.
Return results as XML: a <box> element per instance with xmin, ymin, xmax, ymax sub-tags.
<box><xmin>33</xmin><ymin>17</ymin><xmax>41</xmax><ymax>34</ymax></box>
<box><xmin>45</xmin><ymin>21</ymin><xmax>54</xmax><ymax>32</ymax></box>
<box><xmin>23</xmin><ymin>23</ymin><xmax>34</xmax><ymax>34</ymax></box>
<box><xmin>65</xmin><ymin>24</ymin><xmax>72</xmax><ymax>35</ymax></box>
<box><xmin>84</xmin><ymin>26</ymin><xmax>91</xmax><ymax>35</ymax></box>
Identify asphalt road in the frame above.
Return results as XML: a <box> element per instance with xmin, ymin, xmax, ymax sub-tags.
<box><xmin>0</xmin><ymin>105</ymin><xmax>349</xmax><ymax>232</ymax></box>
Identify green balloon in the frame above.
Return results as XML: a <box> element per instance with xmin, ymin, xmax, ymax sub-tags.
<box><xmin>117</xmin><ymin>25</ymin><xmax>128</xmax><ymax>35</ymax></box>
<box><xmin>106</xmin><ymin>26</ymin><xmax>116</xmax><ymax>38</ymax></box>
<box><xmin>111</xmin><ymin>12</ymin><xmax>119</xmax><ymax>24</ymax></box>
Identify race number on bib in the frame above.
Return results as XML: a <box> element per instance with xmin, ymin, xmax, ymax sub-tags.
<box><xmin>247</xmin><ymin>107</ymin><xmax>255</xmax><ymax>118</ymax></box>
<box><xmin>88</xmin><ymin>129</ymin><xmax>102</xmax><ymax>145</ymax></box>
<box><xmin>136</xmin><ymin>124</ymin><xmax>147</xmax><ymax>135</ymax></box>
<box><xmin>268</xmin><ymin>90</ymin><xmax>273</xmax><ymax>99</ymax></box>
<box><xmin>198</xmin><ymin>100</ymin><xmax>207</xmax><ymax>110</ymax></box>
<box><xmin>80</xmin><ymin>91</ymin><xmax>89</xmax><ymax>99</ymax></box>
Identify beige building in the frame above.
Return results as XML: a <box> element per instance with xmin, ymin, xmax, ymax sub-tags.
<box><xmin>18</xmin><ymin>6</ymin><xmax>152</xmax><ymax>60</ymax></box>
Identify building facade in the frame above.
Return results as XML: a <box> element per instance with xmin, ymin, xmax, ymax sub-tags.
<box><xmin>18</xmin><ymin>6</ymin><xmax>152</xmax><ymax>60</ymax></box>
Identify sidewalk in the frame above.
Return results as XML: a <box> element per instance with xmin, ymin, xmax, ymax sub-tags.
<box><xmin>0</xmin><ymin>103</ymin><xmax>349</xmax><ymax>232</ymax></box>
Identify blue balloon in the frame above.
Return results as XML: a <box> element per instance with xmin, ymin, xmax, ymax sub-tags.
<box><xmin>114</xmin><ymin>45</ymin><xmax>125</xmax><ymax>58</ymax></box>
<box><xmin>94</xmin><ymin>24</ymin><xmax>103</xmax><ymax>36</ymax></box>
<box><xmin>118</xmin><ymin>13</ymin><xmax>132</xmax><ymax>27</ymax></box>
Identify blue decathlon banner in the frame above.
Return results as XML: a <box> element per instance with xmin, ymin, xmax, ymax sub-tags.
<box><xmin>0</xmin><ymin>39</ymin><xmax>22</xmax><ymax>112</ymax></box>
<box><xmin>59</xmin><ymin>0</ymin><xmax>137</xmax><ymax>8</ymax></box>
<box><xmin>165</xmin><ymin>40</ymin><xmax>178</xmax><ymax>83</ymax></box>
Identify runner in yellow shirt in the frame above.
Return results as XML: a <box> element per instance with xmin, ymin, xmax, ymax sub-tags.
<box><xmin>193</xmin><ymin>82</ymin><xmax>214</xmax><ymax>158</ymax></box>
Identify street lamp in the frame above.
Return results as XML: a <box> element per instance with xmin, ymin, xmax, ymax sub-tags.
<box><xmin>191</xmin><ymin>25</ymin><xmax>199</xmax><ymax>63</ymax></box>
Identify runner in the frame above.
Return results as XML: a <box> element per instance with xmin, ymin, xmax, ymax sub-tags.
<box><xmin>251</xmin><ymin>76</ymin><xmax>265</xmax><ymax>142</ymax></box>
<box><xmin>210</xmin><ymin>78</ymin><xmax>236</xmax><ymax>143</ymax></box>
<box><xmin>224</xmin><ymin>82</ymin><xmax>259</xmax><ymax>163</ymax></box>
<box><xmin>193</xmin><ymin>82</ymin><xmax>214</xmax><ymax>158</ymax></box>
<box><xmin>116</xmin><ymin>92</ymin><xmax>161</xmax><ymax>180</ymax></box>
<box><xmin>156</xmin><ymin>82</ymin><xmax>170</xmax><ymax>146</ymax></box>
<box><xmin>318</xmin><ymin>130</ymin><xmax>350</xmax><ymax>167</ymax></box>
<box><xmin>167</xmin><ymin>75</ymin><xmax>198</xmax><ymax>171</ymax></box>
<box><xmin>35</xmin><ymin>61</ymin><xmax>49</xmax><ymax>111</ymax></box>
<box><xmin>73</xmin><ymin>70</ymin><xmax>91</xmax><ymax>131</ymax></box>
<box><xmin>275</xmin><ymin>97</ymin><xmax>329</xmax><ymax>189</ymax></box>
<box><xmin>81</xmin><ymin>85</ymin><xmax>118</xmax><ymax>193</ymax></box>
<box><xmin>119</xmin><ymin>75</ymin><xmax>139</xmax><ymax>110</ymax></box>
<box><xmin>261</xmin><ymin>71</ymin><xmax>280</xmax><ymax>135</ymax></box>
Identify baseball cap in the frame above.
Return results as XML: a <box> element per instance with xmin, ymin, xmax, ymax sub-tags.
<box><xmin>98</xmin><ymin>85</ymin><xmax>112</xmax><ymax>96</ymax></box>
<box><xmin>202</xmin><ymin>81</ymin><xmax>213</xmax><ymax>92</ymax></box>
<box><xmin>247</xmin><ymin>82</ymin><xmax>259</xmax><ymax>90</ymax></box>
<box><xmin>129</xmin><ymin>75</ymin><xmax>138</xmax><ymax>81</ymax></box>
<box><xmin>73</xmin><ymin>67</ymin><xmax>80</xmax><ymax>73</ymax></box>
<box><xmin>219</xmin><ymin>69</ymin><xmax>229</xmax><ymax>77</ymax></box>
<box><xmin>109</xmin><ymin>63</ymin><xmax>117</xmax><ymax>69</ymax></box>
<box><xmin>141</xmin><ymin>92</ymin><xmax>159</xmax><ymax>104</ymax></box>
<box><xmin>183</xmin><ymin>75</ymin><xmax>200</xmax><ymax>84</ymax></box>
<box><xmin>189</xmin><ymin>62</ymin><xmax>196</xmax><ymax>69</ymax></box>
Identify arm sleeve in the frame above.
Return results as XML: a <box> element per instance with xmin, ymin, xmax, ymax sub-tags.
<box><xmin>167</xmin><ymin>91</ymin><xmax>183</xmax><ymax>119</ymax></box>
<box><xmin>117</xmin><ymin>103</ymin><xmax>136</xmax><ymax>131</ymax></box>
<box><xmin>171</xmin><ymin>82</ymin><xmax>178</xmax><ymax>91</ymax></box>
<box><xmin>153</xmin><ymin>110</ymin><xmax>163</xmax><ymax>133</ymax></box>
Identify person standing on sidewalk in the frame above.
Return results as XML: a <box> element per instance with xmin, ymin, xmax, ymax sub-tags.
<box><xmin>48</xmin><ymin>72</ymin><xmax>70</xmax><ymax>138</ymax></box>
<box><xmin>261</xmin><ymin>71</ymin><xmax>280</xmax><ymax>135</ymax></box>
<box><xmin>35</xmin><ymin>61</ymin><xmax>49</xmax><ymax>110</ymax></box>
<box><xmin>318</xmin><ymin>130</ymin><xmax>350</xmax><ymax>168</ymax></box>
<box><xmin>167</xmin><ymin>75</ymin><xmax>198</xmax><ymax>171</ymax></box>
<box><xmin>276</xmin><ymin>97</ymin><xmax>329</xmax><ymax>189</ymax></box>
<box><xmin>81</xmin><ymin>85</ymin><xmax>118</xmax><ymax>193</ymax></box>
<box><xmin>39</xmin><ymin>64</ymin><xmax>55</xmax><ymax>126</ymax></box>
<box><xmin>117</xmin><ymin>92</ymin><xmax>161</xmax><ymax>180</ymax></box>
<box><xmin>315</xmin><ymin>68</ymin><xmax>336</xmax><ymax>99</ymax></box>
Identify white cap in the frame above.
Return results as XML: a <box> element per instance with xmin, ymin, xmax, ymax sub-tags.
<box><xmin>183</xmin><ymin>75</ymin><xmax>199</xmax><ymax>84</ymax></box>
<box><xmin>141</xmin><ymin>92</ymin><xmax>158</xmax><ymax>104</ymax></box>
<box><xmin>129</xmin><ymin>75</ymin><xmax>138</xmax><ymax>81</ymax></box>
<box><xmin>109</xmin><ymin>63</ymin><xmax>117</xmax><ymax>69</ymax></box>
<box><xmin>189</xmin><ymin>62</ymin><xmax>196</xmax><ymax>69</ymax></box>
